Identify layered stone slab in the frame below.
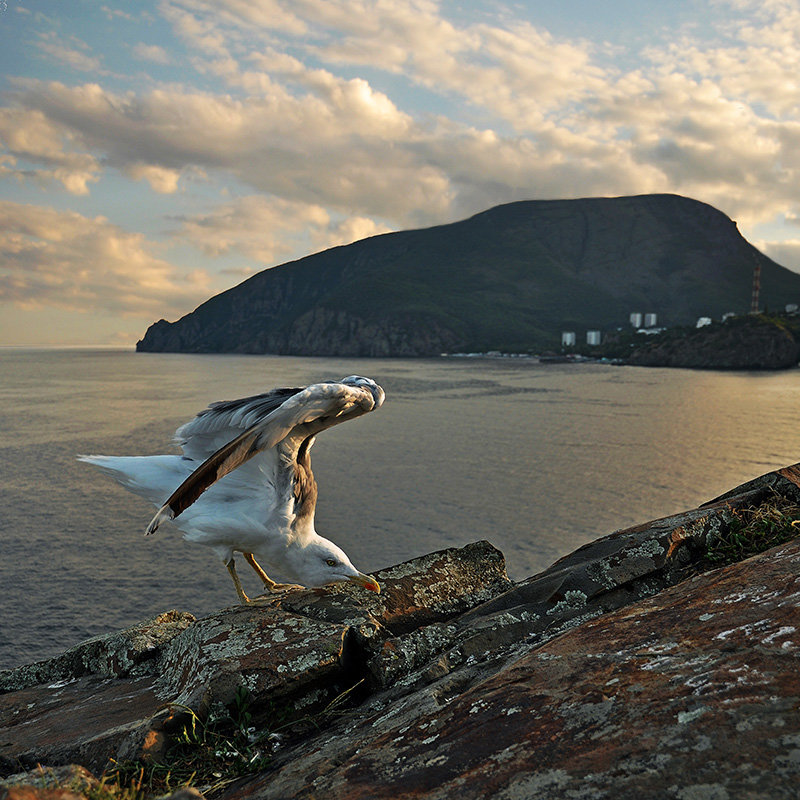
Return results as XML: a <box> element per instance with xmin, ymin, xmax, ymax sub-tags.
<box><xmin>0</xmin><ymin>542</ymin><xmax>510</xmax><ymax>776</ymax></box>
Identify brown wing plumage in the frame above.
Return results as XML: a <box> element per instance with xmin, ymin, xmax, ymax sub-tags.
<box><xmin>145</xmin><ymin>377</ymin><xmax>384</xmax><ymax>535</ymax></box>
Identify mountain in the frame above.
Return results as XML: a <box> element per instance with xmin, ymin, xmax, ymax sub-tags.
<box><xmin>137</xmin><ymin>194</ymin><xmax>800</xmax><ymax>356</ymax></box>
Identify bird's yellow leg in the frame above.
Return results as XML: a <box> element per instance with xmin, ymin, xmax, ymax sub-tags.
<box><xmin>242</xmin><ymin>552</ymin><xmax>274</xmax><ymax>587</ymax></box>
<box><xmin>226</xmin><ymin>558</ymin><xmax>251</xmax><ymax>604</ymax></box>
<box><xmin>242</xmin><ymin>552</ymin><xmax>302</xmax><ymax>592</ymax></box>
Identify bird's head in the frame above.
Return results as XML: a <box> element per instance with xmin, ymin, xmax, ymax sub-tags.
<box><xmin>290</xmin><ymin>536</ymin><xmax>380</xmax><ymax>593</ymax></box>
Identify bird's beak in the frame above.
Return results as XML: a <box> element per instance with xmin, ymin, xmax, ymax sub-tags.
<box><xmin>348</xmin><ymin>571</ymin><xmax>381</xmax><ymax>593</ymax></box>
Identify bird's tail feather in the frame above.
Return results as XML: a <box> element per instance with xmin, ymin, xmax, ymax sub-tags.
<box><xmin>77</xmin><ymin>454</ymin><xmax>190</xmax><ymax>510</ymax></box>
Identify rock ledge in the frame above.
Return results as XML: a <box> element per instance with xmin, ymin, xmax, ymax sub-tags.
<box><xmin>3</xmin><ymin>466</ymin><xmax>800</xmax><ymax>799</ymax></box>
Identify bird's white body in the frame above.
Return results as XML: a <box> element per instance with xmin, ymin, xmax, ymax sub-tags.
<box><xmin>79</xmin><ymin>376</ymin><xmax>384</xmax><ymax>598</ymax></box>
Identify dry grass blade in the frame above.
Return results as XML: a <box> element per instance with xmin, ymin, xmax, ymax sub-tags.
<box><xmin>705</xmin><ymin>494</ymin><xmax>800</xmax><ymax>566</ymax></box>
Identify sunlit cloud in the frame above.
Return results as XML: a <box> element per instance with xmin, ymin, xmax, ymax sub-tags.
<box><xmin>172</xmin><ymin>195</ymin><xmax>393</xmax><ymax>263</ymax></box>
<box><xmin>0</xmin><ymin>105</ymin><xmax>101</xmax><ymax>194</ymax></box>
<box><xmin>173</xmin><ymin>195</ymin><xmax>330</xmax><ymax>262</ymax></box>
<box><xmin>759</xmin><ymin>240</ymin><xmax>800</xmax><ymax>272</ymax></box>
<box><xmin>0</xmin><ymin>201</ymin><xmax>212</xmax><ymax>317</ymax></box>
<box><xmin>3</xmin><ymin>78</ymin><xmax>445</xmax><ymax>222</ymax></box>
<box><xmin>3</xmin><ymin>0</ymin><xmax>800</xmax><ymax>343</ymax></box>
<box><xmin>5</xmin><ymin>0</ymin><xmax>800</xmax><ymax>231</ymax></box>
<box><xmin>166</xmin><ymin>0</ymin><xmax>606</xmax><ymax>131</ymax></box>
<box><xmin>125</xmin><ymin>162</ymin><xmax>183</xmax><ymax>193</ymax></box>
<box><xmin>315</xmin><ymin>215</ymin><xmax>393</xmax><ymax>251</ymax></box>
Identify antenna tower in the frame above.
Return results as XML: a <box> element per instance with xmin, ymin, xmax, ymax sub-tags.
<box><xmin>750</xmin><ymin>262</ymin><xmax>761</xmax><ymax>313</ymax></box>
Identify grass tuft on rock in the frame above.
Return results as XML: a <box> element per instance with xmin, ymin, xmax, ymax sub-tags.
<box><xmin>100</xmin><ymin>680</ymin><xmax>365</xmax><ymax>799</ymax></box>
<box><xmin>704</xmin><ymin>496</ymin><xmax>800</xmax><ymax>567</ymax></box>
<box><xmin>105</xmin><ymin>687</ymin><xmax>276</xmax><ymax>798</ymax></box>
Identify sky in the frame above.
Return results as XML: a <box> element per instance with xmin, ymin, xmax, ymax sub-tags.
<box><xmin>2</xmin><ymin>0</ymin><xmax>800</xmax><ymax>346</ymax></box>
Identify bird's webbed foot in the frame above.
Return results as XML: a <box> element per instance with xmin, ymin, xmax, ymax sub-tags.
<box><xmin>264</xmin><ymin>581</ymin><xmax>305</xmax><ymax>593</ymax></box>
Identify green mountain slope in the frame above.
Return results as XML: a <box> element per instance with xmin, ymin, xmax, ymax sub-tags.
<box><xmin>137</xmin><ymin>194</ymin><xmax>800</xmax><ymax>356</ymax></box>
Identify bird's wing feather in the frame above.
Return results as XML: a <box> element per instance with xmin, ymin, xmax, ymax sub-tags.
<box><xmin>146</xmin><ymin>377</ymin><xmax>384</xmax><ymax>535</ymax></box>
<box><xmin>175</xmin><ymin>387</ymin><xmax>302</xmax><ymax>460</ymax></box>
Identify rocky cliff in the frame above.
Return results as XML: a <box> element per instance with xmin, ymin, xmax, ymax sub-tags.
<box><xmin>3</xmin><ymin>465</ymin><xmax>800</xmax><ymax>799</ymax></box>
<box><xmin>627</xmin><ymin>313</ymin><xmax>800</xmax><ymax>370</ymax></box>
<box><xmin>136</xmin><ymin>194</ymin><xmax>800</xmax><ymax>356</ymax></box>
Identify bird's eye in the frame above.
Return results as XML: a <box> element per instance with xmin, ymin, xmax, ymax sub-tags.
<box><xmin>325</xmin><ymin>558</ymin><xmax>337</xmax><ymax>567</ymax></box>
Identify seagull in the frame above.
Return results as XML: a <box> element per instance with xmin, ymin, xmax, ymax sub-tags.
<box><xmin>79</xmin><ymin>375</ymin><xmax>384</xmax><ymax>603</ymax></box>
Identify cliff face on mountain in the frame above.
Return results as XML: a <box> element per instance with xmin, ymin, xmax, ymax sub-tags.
<box><xmin>137</xmin><ymin>194</ymin><xmax>800</xmax><ymax>356</ymax></box>
<box><xmin>3</xmin><ymin>464</ymin><xmax>800</xmax><ymax>799</ymax></box>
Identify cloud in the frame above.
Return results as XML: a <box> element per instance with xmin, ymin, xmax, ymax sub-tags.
<box><xmin>642</xmin><ymin>11</ymin><xmax>800</xmax><ymax>120</ymax></box>
<box><xmin>162</xmin><ymin>0</ymin><xmax>308</xmax><ymax>40</ymax></box>
<box><xmin>101</xmin><ymin>5</ymin><xmax>134</xmax><ymax>21</ymax></box>
<box><xmin>172</xmin><ymin>195</ymin><xmax>392</xmax><ymax>264</ymax></box>
<box><xmin>125</xmin><ymin>162</ymin><xmax>183</xmax><ymax>193</ymax></box>
<box><xmin>316</xmin><ymin>215</ymin><xmax>393</xmax><ymax>251</ymax></box>
<box><xmin>133</xmin><ymin>43</ymin><xmax>173</xmax><ymax>65</ymax></box>
<box><xmin>6</xmin><ymin>0</ymin><xmax>798</xmax><ymax>234</ymax></box>
<box><xmin>4</xmin><ymin>0</ymin><xmax>800</xmax><ymax>325</ymax></box>
<box><xmin>165</xmin><ymin>0</ymin><xmax>605</xmax><ymax>131</ymax></box>
<box><xmin>174</xmin><ymin>196</ymin><xmax>329</xmax><ymax>263</ymax></box>
<box><xmin>0</xmin><ymin>106</ymin><xmax>101</xmax><ymax>194</ymax></box>
<box><xmin>7</xmin><ymin>48</ymin><xmax>799</xmax><ymax>239</ymax></box>
<box><xmin>0</xmin><ymin>201</ymin><xmax>212</xmax><ymax>317</ymax></box>
<box><xmin>135</xmin><ymin>0</ymin><xmax>800</xmax><ymax>232</ymax></box>
<box><xmin>35</xmin><ymin>32</ymin><xmax>103</xmax><ymax>73</ymax></box>
<box><xmin>316</xmin><ymin>17</ymin><xmax>605</xmax><ymax>132</ymax></box>
<box><xmin>3</xmin><ymin>78</ymin><xmax>447</xmax><ymax>222</ymax></box>
<box><xmin>589</xmin><ymin>69</ymin><xmax>798</xmax><ymax>226</ymax></box>
<box><xmin>759</xmin><ymin>239</ymin><xmax>800</xmax><ymax>272</ymax></box>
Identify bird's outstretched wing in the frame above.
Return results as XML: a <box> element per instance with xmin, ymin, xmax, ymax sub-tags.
<box><xmin>145</xmin><ymin>376</ymin><xmax>384</xmax><ymax>535</ymax></box>
<box><xmin>174</xmin><ymin>387</ymin><xmax>302</xmax><ymax>461</ymax></box>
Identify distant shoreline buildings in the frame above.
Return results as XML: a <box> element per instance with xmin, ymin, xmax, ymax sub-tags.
<box><xmin>562</xmin><ymin>311</ymin><xmax>660</xmax><ymax>349</ymax></box>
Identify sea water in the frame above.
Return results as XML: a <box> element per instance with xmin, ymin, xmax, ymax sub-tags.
<box><xmin>1</xmin><ymin>347</ymin><xmax>799</xmax><ymax>669</ymax></box>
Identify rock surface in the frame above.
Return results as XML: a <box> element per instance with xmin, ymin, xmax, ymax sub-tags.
<box><xmin>232</xmin><ymin>537</ymin><xmax>800</xmax><ymax>800</ymax></box>
<box><xmin>0</xmin><ymin>765</ymin><xmax>96</xmax><ymax>800</ymax></box>
<box><xmin>0</xmin><ymin>542</ymin><xmax>511</xmax><ymax>775</ymax></box>
<box><xmin>0</xmin><ymin>611</ymin><xmax>196</xmax><ymax>694</ymax></box>
<box><xmin>2</xmin><ymin>465</ymin><xmax>800</xmax><ymax>798</ymax></box>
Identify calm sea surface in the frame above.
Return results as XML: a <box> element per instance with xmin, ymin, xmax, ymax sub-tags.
<box><xmin>1</xmin><ymin>348</ymin><xmax>799</xmax><ymax>669</ymax></box>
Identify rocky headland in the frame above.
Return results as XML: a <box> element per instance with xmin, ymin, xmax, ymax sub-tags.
<box><xmin>625</xmin><ymin>313</ymin><xmax>800</xmax><ymax>370</ymax></box>
<box><xmin>3</xmin><ymin>464</ymin><xmax>800</xmax><ymax>799</ymax></box>
<box><xmin>136</xmin><ymin>194</ymin><xmax>800</xmax><ymax>357</ymax></box>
